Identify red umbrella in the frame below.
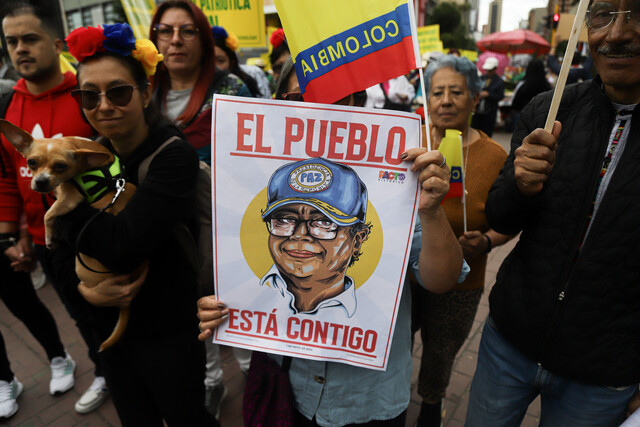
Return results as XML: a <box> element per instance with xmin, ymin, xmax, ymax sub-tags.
<box><xmin>476</xmin><ymin>29</ymin><xmax>550</xmax><ymax>55</ymax></box>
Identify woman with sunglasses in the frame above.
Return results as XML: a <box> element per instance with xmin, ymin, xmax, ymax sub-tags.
<box><xmin>59</xmin><ymin>24</ymin><xmax>217</xmax><ymax>426</ymax></box>
<box><xmin>149</xmin><ymin>0</ymin><xmax>250</xmax><ymax>165</ymax></box>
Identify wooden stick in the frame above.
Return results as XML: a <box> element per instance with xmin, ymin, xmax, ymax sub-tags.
<box><xmin>544</xmin><ymin>0</ymin><xmax>590</xmax><ymax>132</ymax></box>
<box><xmin>419</xmin><ymin>66</ymin><xmax>432</xmax><ymax>151</ymax></box>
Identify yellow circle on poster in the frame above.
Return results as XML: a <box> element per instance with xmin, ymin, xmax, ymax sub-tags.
<box><xmin>240</xmin><ymin>188</ymin><xmax>383</xmax><ymax>289</ymax></box>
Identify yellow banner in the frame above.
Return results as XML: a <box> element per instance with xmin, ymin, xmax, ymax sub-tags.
<box><xmin>460</xmin><ymin>49</ymin><xmax>477</xmax><ymax>62</ymax></box>
<box><xmin>416</xmin><ymin>24</ymin><xmax>440</xmax><ymax>53</ymax></box>
<box><xmin>120</xmin><ymin>0</ymin><xmax>155</xmax><ymax>40</ymax></box>
<box><xmin>194</xmin><ymin>0</ymin><xmax>266</xmax><ymax>48</ymax></box>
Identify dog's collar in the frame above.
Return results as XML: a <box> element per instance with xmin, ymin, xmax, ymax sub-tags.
<box><xmin>72</xmin><ymin>156</ymin><xmax>125</xmax><ymax>204</ymax></box>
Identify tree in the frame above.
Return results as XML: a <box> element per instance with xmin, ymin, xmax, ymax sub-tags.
<box><xmin>427</xmin><ymin>1</ymin><xmax>476</xmax><ymax>50</ymax></box>
<box><xmin>428</xmin><ymin>2</ymin><xmax>460</xmax><ymax>33</ymax></box>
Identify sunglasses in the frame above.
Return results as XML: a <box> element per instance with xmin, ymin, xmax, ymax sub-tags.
<box><xmin>71</xmin><ymin>85</ymin><xmax>138</xmax><ymax>110</ymax></box>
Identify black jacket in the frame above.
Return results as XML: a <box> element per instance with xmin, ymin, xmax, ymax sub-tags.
<box><xmin>56</xmin><ymin>121</ymin><xmax>200</xmax><ymax>340</ymax></box>
<box><xmin>486</xmin><ymin>76</ymin><xmax>640</xmax><ymax>387</ymax></box>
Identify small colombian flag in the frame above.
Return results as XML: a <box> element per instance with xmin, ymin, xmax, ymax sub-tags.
<box><xmin>273</xmin><ymin>0</ymin><xmax>421</xmax><ymax>104</ymax></box>
<box><xmin>438</xmin><ymin>129</ymin><xmax>464</xmax><ymax>199</ymax></box>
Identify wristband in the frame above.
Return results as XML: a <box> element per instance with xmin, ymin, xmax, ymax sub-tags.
<box><xmin>483</xmin><ymin>234</ymin><xmax>493</xmax><ymax>254</ymax></box>
<box><xmin>0</xmin><ymin>233</ymin><xmax>18</xmax><ymax>253</ymax></box>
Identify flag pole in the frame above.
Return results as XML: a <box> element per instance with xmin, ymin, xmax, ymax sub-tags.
<box><xmin>544</xmin><ymin>0</ymin><xmax>589</xmax><ymax>132</ymax></box>
<box><xmin>407</xmin><ymin>0</ymin><xmax>432</xmax><ymax>151</ymax></box>
<box><xmin>419</xmin><ymin>67</ymin><xmax>432</xmax><ymax>151</ymax></box>
<box><xmin>462</xmin><ymin>132</ymin><xmax>467</xmax><ymax>233</ymax></box>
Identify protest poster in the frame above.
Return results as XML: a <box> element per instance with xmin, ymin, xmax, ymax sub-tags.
<box><xmin>211</xmin><ymin>95</ymin><xmax>421</xmax><ymax>370</ymax></box>
<box><xmin>194</xmin><ymin>0</ymin><xmax>266</xmax><ymax>47</ymax></box>
<box><xmin>119</xmin><ymin>0</ymin><xmax>155</xmax><ymax>40</ymax></box>
<box><xmin>417</xmin><ymin>24</ymin><xmax>441</xmax><ymax>53</ymax></box>
<box><xmin>556</xmin><ymin>13</ymin><xmax>588</xmax><ymax>46</ymax></box>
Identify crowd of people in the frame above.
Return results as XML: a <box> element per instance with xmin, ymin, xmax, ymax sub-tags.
<box><xmin>0</xmin><ymin>0</ymin><xmax>639</xmax><ymax>425</ymax></box>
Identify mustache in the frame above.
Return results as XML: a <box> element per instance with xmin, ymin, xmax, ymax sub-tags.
<box><xmin>597</xmin><ymin>44</ymin><xmax>640</xmax><ymax>55</ymax></box>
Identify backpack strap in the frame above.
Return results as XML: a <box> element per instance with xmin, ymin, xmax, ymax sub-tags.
<box><xmin>137</xmin><ymin>136</ymin><xmax>200</xmax><ymax>278</ymax></box>
<box><xmin>0</xmin><ymin>90</ymin><xmax>14</xmax><ymax>119</ymax></box>
<box><xmin>137</xmin><ymin>136</ymin><xmax>182</xmax><ymax>183</ymax></box>
<box><xmin>0</xmin><ymin>91</ymin><xmax>15</xmax><ymax>179</ymax></box>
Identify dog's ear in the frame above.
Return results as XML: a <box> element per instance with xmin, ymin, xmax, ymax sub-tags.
<box><xmin>0</xmin><ymin>119</ymin><xmax>34</xmax><ymax>156</ymax></box>
<box><xmin>74</xmin><ymin>149</ymin><xmax>114</xmax><ymax>171</ymax></box>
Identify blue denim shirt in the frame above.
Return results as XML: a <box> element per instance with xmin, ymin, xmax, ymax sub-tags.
<box><xmin>270</xmin><ymin>220</ymin><xmax>470</xmax><ymax>425</ymax></box>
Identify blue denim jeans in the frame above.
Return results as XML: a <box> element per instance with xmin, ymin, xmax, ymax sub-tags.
<box><xmin>465</xmin><ymin>316</ymin><xmax>638</xmax><ymax>427</ymax></box>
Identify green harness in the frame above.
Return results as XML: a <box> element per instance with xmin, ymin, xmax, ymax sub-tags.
<box><xmin>71</xmin><ymin>155</ymin><xmax>124</xmax><ymax>204</ymax></box>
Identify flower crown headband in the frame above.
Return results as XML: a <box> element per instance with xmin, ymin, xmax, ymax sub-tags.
<box><xmin>211</xmin><ymin>26</ymin><xmax>239</xmax><ymax>51</ymax></box>
<box><xmin>66</xmin><ymin>23</ymin><xmax>163</xmax><ymax>77</ymax></box>
<box><xmin>270</xmin><ymin>28</ymin><xmax>286</xmax><ymax>50</ymax></box>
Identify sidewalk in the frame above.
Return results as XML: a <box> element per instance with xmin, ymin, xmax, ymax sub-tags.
<box><xmin>0</xmin><ymin>133</ymin><xmax>541</xmax><ymax>426</ymax></box>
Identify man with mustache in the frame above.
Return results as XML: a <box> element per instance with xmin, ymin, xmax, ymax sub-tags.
<box><xmin>260</xmin><ymin>158</ymin><xmax>370</xmax><ymax>317</ymax></box>
<box><xmin>0</xmin><ymin>2</ymin><xmax>108</xmax><ymax>415</ymax></box>
<box><xmin>465</xmin><ymin>0</ymin><xmax>640</xmax><ymax>425</ymax></box>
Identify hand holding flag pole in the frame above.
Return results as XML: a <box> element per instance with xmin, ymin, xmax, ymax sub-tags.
<box><xmin>544</xmin><ymin>0</ymin><xmax>589</xmax><ymax>133</ymax></box>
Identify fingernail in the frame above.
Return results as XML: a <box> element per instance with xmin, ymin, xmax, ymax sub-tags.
<box><xmin>220</xmin><ymin>313</ymin><xmax>228</xmax><ymax>320</ymax></box>
<box><xmin>400</xmin><ymin>152</ymin><xmax>408</xmax><ymax>160</ymax></box>
<box><xmin>217</xmin><ymin>303</ymin><xmax>225</xmax><ymax>308</ymax></box>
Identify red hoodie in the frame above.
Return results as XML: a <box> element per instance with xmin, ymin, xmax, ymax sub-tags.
<box><xmin>0</xmin><ymin>72</ymin><xmax>93</xmax><ymax>245</ymax></box>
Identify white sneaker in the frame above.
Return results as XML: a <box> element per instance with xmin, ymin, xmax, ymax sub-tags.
<box><xmin>49</xmin><ymin>351</ymin><xmax>76</xmax><ymax>395</ymax></box>
<box><xmin>75</xmin><ymin>376</ymin><xmax>109</xmax><ymax>414</ymax></box>
<box><xmin>0</xmin><ymin>377</ymin><xmax>23</xmax><ymax>418</ymax></box>
<box><xmin>30</xmin><ymin>261</ymin><xmax>47</xmax><ymax>290</ymax></box>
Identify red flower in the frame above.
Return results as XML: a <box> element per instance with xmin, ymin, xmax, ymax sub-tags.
<box><xmin>66</xmin><ymin>27</ymin><xmax>107</xmax><ymax>63</ymax></box>
<box><xmin>270</xmin><ymin>28</ymin><xmax>286</xmax><ymax>50</ymax></box>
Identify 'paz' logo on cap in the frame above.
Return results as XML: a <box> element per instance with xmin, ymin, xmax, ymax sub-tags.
<box><xmin>289</xmin><ymin>163</ymin><xmax>333</xmax><ymax>193</ymax></box>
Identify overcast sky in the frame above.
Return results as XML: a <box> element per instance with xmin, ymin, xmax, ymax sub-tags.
<box><xmin>478</xmin><ymin>0</ymin><xmax>549</xmax><ymax>32</ymax></box>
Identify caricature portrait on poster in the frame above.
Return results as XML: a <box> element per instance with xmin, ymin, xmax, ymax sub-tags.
<box><xmin>211</xmin><ymin>95</ymin><xmax>421</xmax><ymax>370</ymax></box>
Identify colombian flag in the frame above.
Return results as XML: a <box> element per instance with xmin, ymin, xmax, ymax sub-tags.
<box><xmin>438</xmin><ymin>129</ymin><xmax>464</xmax><ymax>199</ymax></box>
<box><xmin>274</xmin><ymin>0</ymin><xmax>421</xmax><ymax>104</ymax></box>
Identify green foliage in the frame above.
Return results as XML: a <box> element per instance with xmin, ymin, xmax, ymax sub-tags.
<box><xmin>428</xmin><ymin>1</ymin><xmax>476</xmax><ymax>50</ymax></box>
<box><xmin>428</xmin><ymin>2</ymin><xmax>461</xmax><ymax>33</ymax></box>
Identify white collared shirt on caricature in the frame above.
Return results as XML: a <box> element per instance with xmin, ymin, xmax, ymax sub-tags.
<box><xmin>259</xmin><ymin>264</ymin><xmax>357</xmax><ymax>318</ymax></box>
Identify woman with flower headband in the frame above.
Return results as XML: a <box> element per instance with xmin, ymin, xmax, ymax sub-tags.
<box><xmin>269</xmin><ymin>28</ymin><xmax>290</xmax><ymax>91</ymax></box>
<box><xmin>58</xmin><ymin>23</ymin><xmax>217</xmax><ymax>426</ymax></box>
<box><xmin>149</xmin><ymin>0</ymin><xmax>250</xmax><ymax>165</ymax></box>
<box><xmin>211</xmin><ymin>25</ymin><xmax>270</xmax><ymax>98</ymax></box>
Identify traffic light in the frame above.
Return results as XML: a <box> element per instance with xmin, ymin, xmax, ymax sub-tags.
<box><xmin>553</xmin><ymin>13</ymin><xmax>560</xmax><ymax>29</ymax></box>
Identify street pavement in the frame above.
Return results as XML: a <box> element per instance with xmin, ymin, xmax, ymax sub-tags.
<box><xmin>0</xmin><ymin>131</ymin><xmax>544</xmax><ymax>426</ymax></box>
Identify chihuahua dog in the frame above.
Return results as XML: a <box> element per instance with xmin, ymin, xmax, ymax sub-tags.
<box><xmin>0</xmin><ymin>119</ymin><xmax>138</xmax><ymax>351</ymax></box>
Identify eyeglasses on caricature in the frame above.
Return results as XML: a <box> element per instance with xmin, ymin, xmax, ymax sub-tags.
<box><xmin>71</xmin><ymin>85</ymin><xmax>138</xmax><ymax>110</ymax></box>
<box><xmin>587</xmin><ymin>1</ymin><xmax>640</xmax><ymax>29</ymax></box>
<box><xmin>153</xmin><ymin>24</ymin><xmax>199</xmax><ymax>41</ymax></box>
<box><xmin>266</xmin><ymin>217</ymin><xmax>340</xmax><ymax>240</ymax></box>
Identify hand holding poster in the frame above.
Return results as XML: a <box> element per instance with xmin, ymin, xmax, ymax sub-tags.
<box><xmin>211</xmin><ymin>95</ymin><xmax>422</xmax><ymax>370</ymax></box>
